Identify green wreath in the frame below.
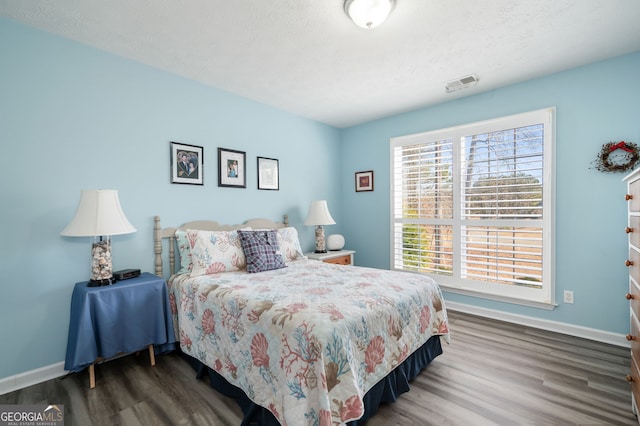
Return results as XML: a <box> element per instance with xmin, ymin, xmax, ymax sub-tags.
<box><xmin>594</xmin><ymin>141</ymin><xmax>639</xmax><ymax>173</ymax></box>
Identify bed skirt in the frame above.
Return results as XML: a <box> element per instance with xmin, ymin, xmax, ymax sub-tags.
<box><xmin>181</xmin><ymin>334</ymin><xmax>443</xmax><ymax>425</ymax></box>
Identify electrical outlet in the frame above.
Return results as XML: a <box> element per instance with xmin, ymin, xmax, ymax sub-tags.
<box><xmin>563</xmin><ymin>290</ymin><xmax>574</xmax><ymax>304</ymax></box>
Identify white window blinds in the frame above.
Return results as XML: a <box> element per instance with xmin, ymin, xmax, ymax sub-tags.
<box><xmin>391</xmin><ymin>108</ymin><xmax>555</xmax><ymax>307</ymax></box>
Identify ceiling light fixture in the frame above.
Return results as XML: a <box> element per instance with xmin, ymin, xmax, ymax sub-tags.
<box><xmin>344</xmin><ymin>0</ymin><xmax>396</xmax><ymax>29</ymax></box>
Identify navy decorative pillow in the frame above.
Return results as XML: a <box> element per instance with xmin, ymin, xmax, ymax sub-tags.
<box><xmin>237</xmin><ymin>230</ymin><xmax>287</xmax><ymax>273</ymax></box>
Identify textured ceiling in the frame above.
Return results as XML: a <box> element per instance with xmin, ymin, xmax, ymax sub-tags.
<box><xmin>2</xmin><ymin>0</ymin><xmax>640</xmax><ymax>128</ymax></box>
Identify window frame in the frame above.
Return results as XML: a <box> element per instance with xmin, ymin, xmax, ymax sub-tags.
<box><xmin>390</xmin><ymin>108</ymin><xmax>556</xmax><ymax>309</ymax></box>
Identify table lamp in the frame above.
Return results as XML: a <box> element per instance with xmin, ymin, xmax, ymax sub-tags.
<box><xmin>304</xmin><ymin>200</ymin><xmax>336</xmax><ymax>253</ymax></box>
<box><xmin>61</xmin><ymin>189</ymin><xmax>136</xmax><ymax>286</ymax></box>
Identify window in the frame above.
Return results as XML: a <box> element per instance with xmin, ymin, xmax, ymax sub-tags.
<box><xmin>391</xmin><ymin>108</ymin><xmax>555</xmax><ymax>308</ymax></box>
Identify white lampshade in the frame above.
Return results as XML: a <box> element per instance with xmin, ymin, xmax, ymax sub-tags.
<box><xmin>344</xmin><ymin>0</ymin><xmax>395</xmax><ymax>29</ymax></box>
<box><xmin>304</xmin><ymin>200</ymin><xmax>336</xmax><ymax>226</ymax></box>
<box><xmin>61</xmin><ymin>190</ymin><xmax>136</xmax><ymax>237</ymax></box>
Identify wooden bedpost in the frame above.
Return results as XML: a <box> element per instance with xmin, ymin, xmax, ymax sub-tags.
<box><xmin>284</xmin><ymin>214</ymin><xmax>289</xmax><ymax>227</ymax></box>
<box><xmin>154</xmin><ymin>216</ymin><xmax>162</xmax><ymax>277</ymax></box>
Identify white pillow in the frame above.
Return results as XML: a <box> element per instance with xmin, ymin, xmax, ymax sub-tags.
<box><xmin>276</xmin><ymin>227</ymin><xmax>305</xmax><ymax>262</ymax></box>
<box><xmin>190</xmin><ymin>229</ymin><xmax>249</xmax><ymax>276</ymax></box>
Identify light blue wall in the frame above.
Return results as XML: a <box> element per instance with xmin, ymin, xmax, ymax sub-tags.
<box><xmin>0</xmin><ymin>18</ymin><xmax>342</xmax><ymax>378</ymax></box>
<box><xmin>341</xmin><ymin>51</ymin><xmax>640</xmax><ymax>335</ymax></box>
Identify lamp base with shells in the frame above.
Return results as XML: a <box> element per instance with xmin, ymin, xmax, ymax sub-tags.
<box><xmin>314</xmin><ymin>226</ymin><xmax>327</xmax><ymax>253</ymax></box>
<box><xmin>88</xmin><ymin>237</ymin><xmax>115</xmax><ymax>287</ymax></box>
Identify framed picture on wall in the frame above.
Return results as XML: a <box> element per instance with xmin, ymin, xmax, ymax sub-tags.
<box><xmin>257</xmin><ymin>157</ymin><xmax>279</xmax><ymax>190</ymax></box>
<box><xmin>218</xmin><ymin>147</ymin><xmax>246</xmax><ymax>188</ymax></box>
<box><xmin>355</xmin><ymin>170</ymin><xmax>374</xmax><ymax>192</ymax></box>
<box><xmin>171</xmin><ymin>141</ymin><xmax>203</xmax><ymax>185</ymax></box>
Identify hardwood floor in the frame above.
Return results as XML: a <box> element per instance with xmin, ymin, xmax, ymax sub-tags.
<box><xmin>2</xmin><ymin>311</ymin><xmax>637</xmax><ymax>425</ymax></box>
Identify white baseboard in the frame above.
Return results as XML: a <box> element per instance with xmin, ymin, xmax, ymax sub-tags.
<box><xmin>0</xmin><ymin>362</ymin><xmax>67</xmax><ymax>396</ymax></box>
<box><xmin>446</xmin><ymin>301</ymin><xmax>630</xmax><ymax>348</ymax></box>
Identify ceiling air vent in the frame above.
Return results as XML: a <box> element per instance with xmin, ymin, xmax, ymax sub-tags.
<box><xmin>445</xmin><ymin>74</ymin><xmax>479</xmax><ymax>93</ymax></box>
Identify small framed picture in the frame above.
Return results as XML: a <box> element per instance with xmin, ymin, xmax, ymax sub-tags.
<box><xmin>355</xmin><ymin>170</ymin><xmax>374</xmax><ymax>192</ymax></box>
<box><xmin>171</xmin><ymin>142</ymin><xmax>203</xmax><ymax>185</ymax></box>
<box><xmin>218</xmin><ymin>148</ymin><xmax>246</xmax><ymax>188</ymax></box>
<box><xmin>257</xmin><ymin>157</ymin><xmax>279</xmax><ymax>190</ymax></box>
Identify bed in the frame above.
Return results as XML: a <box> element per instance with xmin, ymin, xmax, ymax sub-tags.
<box><xmin>153</xmin><ymin>215</ymin><xmax>450</xmax><ymax>425</ymax></box>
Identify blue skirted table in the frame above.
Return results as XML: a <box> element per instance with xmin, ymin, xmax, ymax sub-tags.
<box><xmin>64</xmin><ymin>272</ymin><xmax>177</xmax><ymax>388</ymax></box>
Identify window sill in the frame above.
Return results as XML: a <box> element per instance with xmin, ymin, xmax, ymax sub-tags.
<box><xmin>440</xmin><ymin>285</ymin><xmax>557</xmax><ymax>310</ymax></box>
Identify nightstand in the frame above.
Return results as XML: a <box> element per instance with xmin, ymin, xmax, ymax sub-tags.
<box><xmin>305</xmin><ymin>250</ymin><xmax>355</xmax><ymax>265</ymax></box>
<box><xmin>64</xmin><ymin>272</ymin><xmax>177</xmax><ymax>388</ymax></box>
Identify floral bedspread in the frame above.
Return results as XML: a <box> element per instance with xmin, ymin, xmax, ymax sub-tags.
<box><xmin>167</xmin><ymin>259</ymin><xmax>449</xmax><ymax>425</ymax></box>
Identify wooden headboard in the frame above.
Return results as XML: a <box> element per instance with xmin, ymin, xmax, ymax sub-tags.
<box><xmin>153</xmin><ymin>215</ymin><xmax>289</xmax><ymax>277</ymax></box>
